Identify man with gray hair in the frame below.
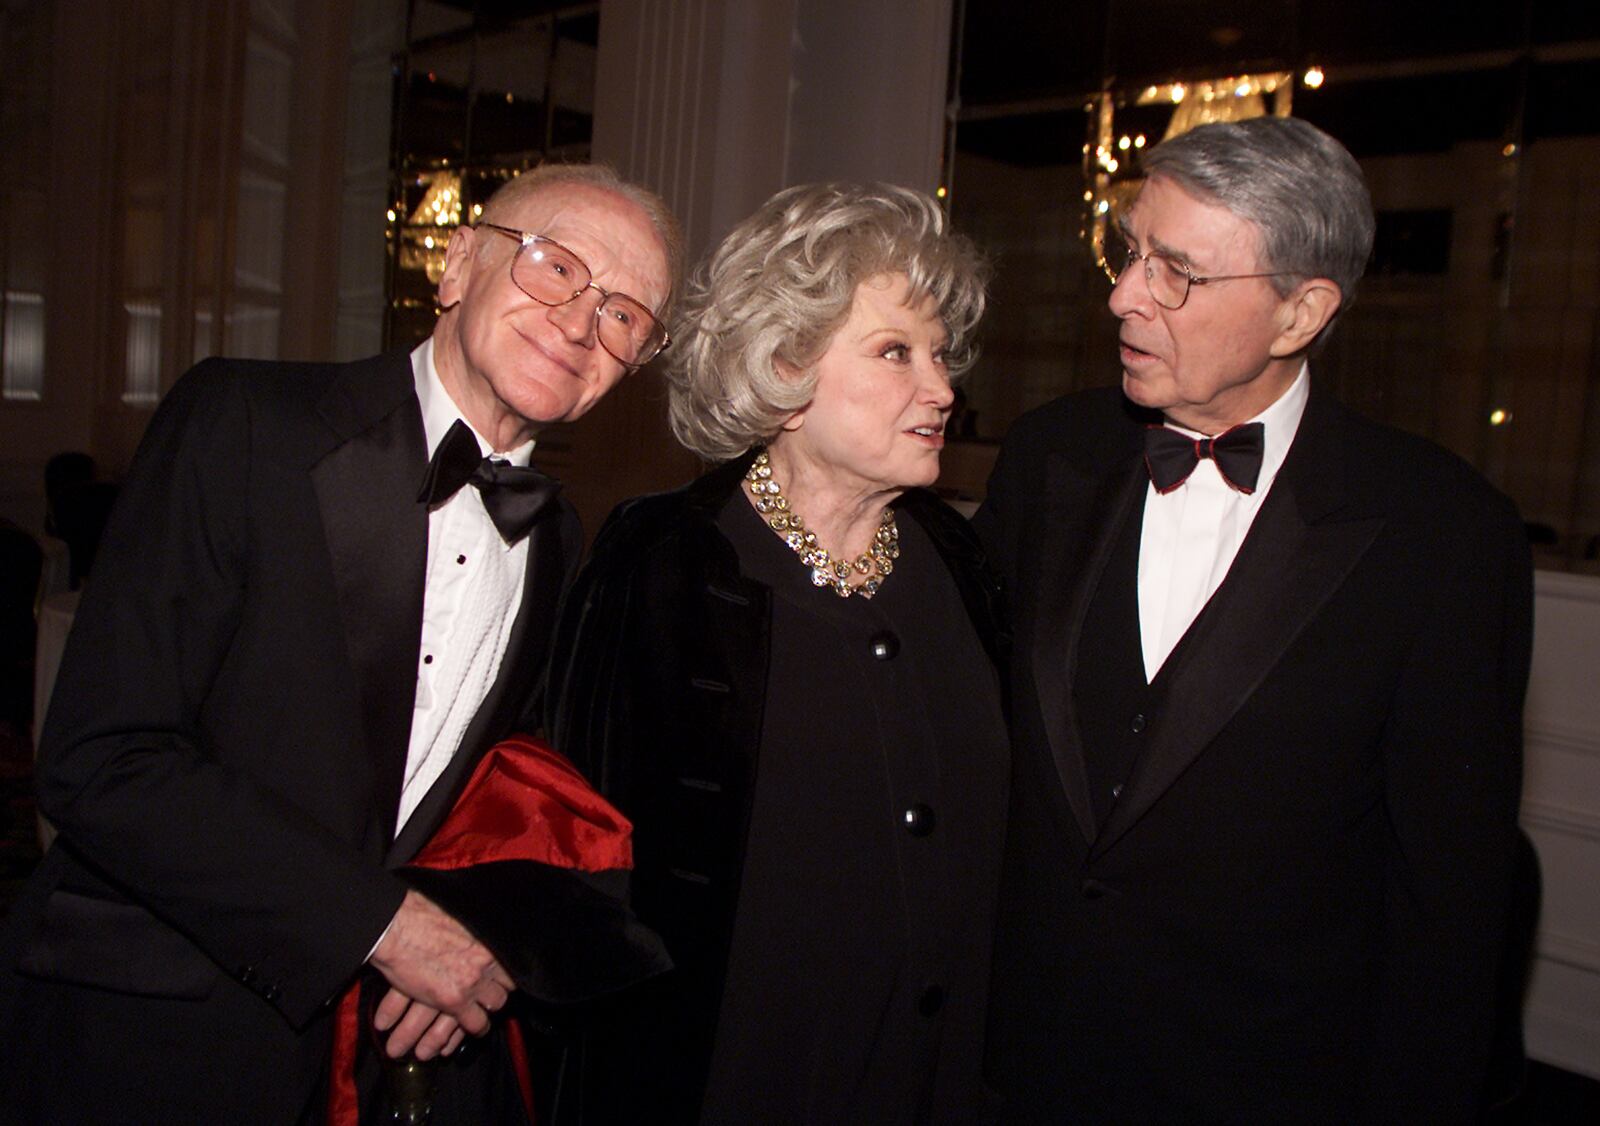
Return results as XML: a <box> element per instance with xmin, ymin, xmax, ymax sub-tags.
<box><xmin>1</xmin><ymin>164</ymin><xmax>677</xmax><ymax>1123</ymax></box>
<box><xmin>978</xmin><ymin>117</ymin><xmax>1532</xmax><ymax>1121</ymax></box>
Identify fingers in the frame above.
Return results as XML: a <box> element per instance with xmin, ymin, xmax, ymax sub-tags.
<box><xmin>479</xmin><ymin>975</ymin><xmax>511</xmax><ymax>1016</ymax></box>
<box><xmin>374</xmin><ymin>978</ymin><xmax>509</xmax><ymax>1059</ymax></box>
<box><xmin>443</xmin><ymin>1027</ymin><xmax>466</xmax><ymax>1057</ymax></box>
<box><xmin>486</xmin><ymin>960</ymin><xmax>515</xmax><ymax>993</ymax></box>
<box><xmin>385</xmin><ymin>1000</ymin><xmax>498</xmax><ymax>1060</ymax></box>
<box><xmin>372</xmin><ymin>986</ymin><xmax>411</xmax><ymax>1033</ymax></box>
<box><xmin>370</xmin><ymin>892</ymin><xmax>518</xmax><ymax>1027</ymax></box>
<box><xmin>383</xmin><ymin>998</ymin><xmax>438</xmax><ymax>1058</ymax></box>
<box><xmin>368</xmin><ymin>892</ymin><xmax>519</xmax><ymax>1061</ymax></box>
<box><xmin>410</xmin><ymin>1011</ymin><xmax>462</xmax><ymax>1061</ymax></box>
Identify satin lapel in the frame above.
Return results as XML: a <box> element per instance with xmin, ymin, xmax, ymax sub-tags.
<box><xmin>1031</xmin><ymin>451</ymin><xmax>1147</xmax><ymax>846</ymax></box>
<box><xmin>1091</xmin><ymin>397</ymin><xmax>1384</xmax><ymax>857</ymax></box>
<box><xmin>387</xmin><ymin>498</ymin><xmax>579</xmax><ymax>865</ymax></box>
<box><xmin>310</xmin><ymin>356</ymin><xmax>429</xmax><ymax>842</ymax></box>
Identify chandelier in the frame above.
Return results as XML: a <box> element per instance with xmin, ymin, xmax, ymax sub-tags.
<box><xmin>396</xmin><ymin>169</ymin><xmax>465</xmax><ymax>285</ymax></box>
<box><xmin>1081</xmin><ymin>68</ymin><xmax>1319</xmax><ymax>269</ymax></box>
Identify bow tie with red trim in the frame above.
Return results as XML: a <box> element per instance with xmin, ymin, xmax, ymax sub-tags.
<box><xmin>417</xmin><ymin>419</ymin><xmax>562</xmax><ymax>543</ymax></box>
<box><xmin>1143</xmin><ymin>422</ymin><xmax>1265</xmax><ymax>495</ymax></box>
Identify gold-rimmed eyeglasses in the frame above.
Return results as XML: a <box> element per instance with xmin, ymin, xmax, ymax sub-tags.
<box><xmin>1102</xmin><ymin>242</ymin><xmax>1292</xmax><ymax>311</ymax></box>
<box><xmin>477</xmin><ymin>223</ymin><xmax>670</xmax><ymax>367</ymax></box>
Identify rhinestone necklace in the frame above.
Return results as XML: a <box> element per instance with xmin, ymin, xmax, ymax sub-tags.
<box><xmin>745</xmin><ymin>449</ymin><xmax>899</xmax><ymax>599</ymax></box>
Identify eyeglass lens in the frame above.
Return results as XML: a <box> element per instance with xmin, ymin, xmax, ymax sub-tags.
<box><xmin>511</xmin><ymin>239</ymin><xmax>667</xmax><ymax>365</ymax></box>
<box><xmin>1106</xmin><ymin>245</ymin><xmax>1190</xmax><ymax>309</ymax></box>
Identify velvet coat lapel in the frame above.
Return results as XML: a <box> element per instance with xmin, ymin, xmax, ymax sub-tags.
<box><xmin>1038</xmin><ymin>392</ymin><xmax>1386</xmax><ymax>852</ymax></box>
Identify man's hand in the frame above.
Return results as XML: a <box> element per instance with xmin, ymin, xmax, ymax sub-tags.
<box><xmin>369</xmin><ymin>889</ymin><xmax>515</xmax><ymax>1059</ymax></box>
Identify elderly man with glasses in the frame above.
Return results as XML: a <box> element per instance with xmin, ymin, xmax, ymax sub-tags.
<box><xmin>1</xmin><ymin>165</ymin><xmax>678</xmax><ymax>1124</ymax></box>
<box><xmin>977</xmin><ymin>117</ymin><xmax>1533</xmax><ymax>1122</ymax></box>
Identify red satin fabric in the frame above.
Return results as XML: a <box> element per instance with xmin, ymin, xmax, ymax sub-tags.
<box><xmin>329</xmin><ymin>987</ymin><xmax>362</xmax><ymax>1126</ymax></box>
<box><xmin>505</xmin><ymin>1015</ymin><xmax>536</xmax><ymax>1114</ymax></box>
<box><xmin>411</xmin><ymin>734</ymin><xmax>633</xmax><ymax>873</ymax></box>
<box><xmin>326</xmin><ymin>734</ymin><xmax>634</xmax><ymax>1125</ymax></box>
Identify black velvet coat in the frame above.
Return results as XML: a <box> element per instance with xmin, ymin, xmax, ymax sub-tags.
<box><xmin>544</xmin><ymin>455</ymin><xmax>1009</xmax><ymax>1124</ymax></box>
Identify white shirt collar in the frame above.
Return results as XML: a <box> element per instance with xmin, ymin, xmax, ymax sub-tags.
<box><xmin>410</xmin><ymin>337</ymin><xmax>535</xmax><ymax>466</ymax></box>
<box><xmin>1165</xmin><ymin>360</ymin><xmax>1309</xmax><ymax>496</ymax></box>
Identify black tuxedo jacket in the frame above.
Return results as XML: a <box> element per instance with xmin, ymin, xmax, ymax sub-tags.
<box><xmin>976</xmin><ymin>386</ymin><xmax>1533</xmax><ymax>1124</ymax></box>
<box><xmin>0</xmin><ymin>352</ymin><xmax>578</xmax><ymax>1124</ymax></box>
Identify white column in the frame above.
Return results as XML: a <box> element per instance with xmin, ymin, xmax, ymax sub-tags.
<box><xmin>593</xmin><ymin>0</ymin><xmax>953</xmax><ymax>262</ymax></box>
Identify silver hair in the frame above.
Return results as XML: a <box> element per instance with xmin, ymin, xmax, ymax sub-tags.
<box><xmin>478</xmin><ymin>163</ymin><xmax>683</xmax><ymax>312</ymax></box>
<box><xmin>1141</xmin><ymin>117</ymin><xmax>1375</xmax><ymax>306</ymax></box>
<box><xmin>666</xmin><ymin>182</ymin><xmax>990</xmax><ymax>462</ymax></box>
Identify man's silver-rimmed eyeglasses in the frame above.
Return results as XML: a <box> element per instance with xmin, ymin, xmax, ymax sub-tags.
<box><xmin>1102</xmin><ymin>242</ymin><xmax>1292</xmax><ymax>311</ymax></box>
<box><xmin>477</xmin><ymin>223</ymin><xmax>670</xmax><ymax>367</ymax></box>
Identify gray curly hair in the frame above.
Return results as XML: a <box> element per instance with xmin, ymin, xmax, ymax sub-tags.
<box><xmin>665</xmin><ymin>182</ymin><xmax>990</xmax><ymax>462</ymax></box>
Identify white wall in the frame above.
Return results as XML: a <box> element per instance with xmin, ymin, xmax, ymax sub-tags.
<box><xmin>1523</xmin><ymin>570</ymin><xmax>1600</xmax><ymax>1079</ymax></box>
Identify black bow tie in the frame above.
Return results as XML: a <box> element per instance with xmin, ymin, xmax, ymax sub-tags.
<box><xmin>1143</xmin><ymin>422</ymin><xmax>1265</xmax><ymax>495</ymax></box>
<box><xmin>417</xmin><ymin>419</ymin><xmax>562</xmax><ymax>543</ymax></box>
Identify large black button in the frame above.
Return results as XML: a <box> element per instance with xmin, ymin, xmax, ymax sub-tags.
<box><xmin>902</xmin><ymin>803</ymin><xmax>936</xmax><ymax>837</ymax></box>
<box><xmin>1081</xmin><ymin>878</ymin><xmax>1111</xmax><ymax>900</ymax></box>
<box><xmin>1130</xmin><ymin>712</ymin><xmax>1147</xmax><ymax>733</ymax></box>
<box><xmin>917</xmin><ymin>985</ymin><xmax>945</xmax><ymax>1017</ymax></box>
<box><xmin>868</xmin><ymin>631</ymin><xmax>900</xmax><ymax>660</ymax></box>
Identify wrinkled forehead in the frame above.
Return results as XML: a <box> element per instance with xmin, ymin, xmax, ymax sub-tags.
<box><xmin>497</xmin><ymin>183</ymin><xmax>671</xmax><ymax>310</ymax></box>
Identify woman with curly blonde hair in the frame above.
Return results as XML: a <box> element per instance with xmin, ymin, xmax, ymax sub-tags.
<box><xmin>547</xmin><ymin>182</ymin><xmax>1006</xmax><ymax>1124</ymax></box>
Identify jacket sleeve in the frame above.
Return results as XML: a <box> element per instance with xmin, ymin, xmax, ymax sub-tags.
<box><xmin>1360</xmin><ymin>487</ymin><xmax>1534</xmax><ymax>1117</ymax></box>
<box><xmin>34</xmin><ymin>363</ymin><xmax>406</xmax><ymax>1028</ymax></box>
